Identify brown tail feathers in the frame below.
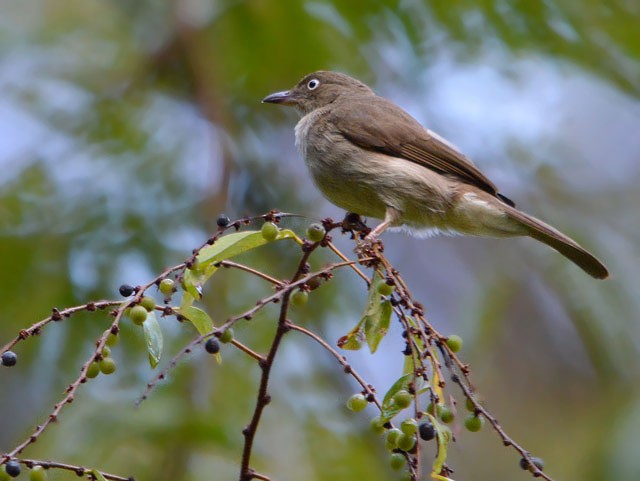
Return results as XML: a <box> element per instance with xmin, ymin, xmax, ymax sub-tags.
<box><xmin>505</xmin><ymin>207</ymin><xmax>609</xmax><ymax>279</ymax></box>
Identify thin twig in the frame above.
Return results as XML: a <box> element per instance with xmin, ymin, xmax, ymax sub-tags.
<box><xmin>0</xmin><ymin>456</ymin><xmax>134</xmax><ymax>481</ymax></box>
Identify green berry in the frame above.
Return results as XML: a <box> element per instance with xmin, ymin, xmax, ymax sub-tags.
<box><xmin>0</xmin><ymin>466</ymin><xmax>9</xmax><ymax>481</ymax></box>
<box><xmin>101</xmin><ymin>346</ymin><xmax>111</xmax><ymax>358</ymax></box>
<box><xmin>86</xmin><ymin>362</ymin><xmax>100</xmax><ymax>379</ymax></box>
<box><xmin>446</xmin><ymin>335</ymin><xmax>463</xmax><ymax>352</ymax></box>
<box><xmin>393</xmin><ymin>390</ymin><xmax>412</xmax><ymax>409</ymax></box>
<box><xmin>370</xmin><ymin>416</ymin><xmax>385</xmax><ymax>435</ymax></box>
<box><xmin>419</xmin><ymin>421</ymin><xmax>436</xmax><ymax>441</ymax></box>
<box><xmin>159</xmin><ymin>278</ymin><xmax>175</xmax><ymax>296</ymax></box>
<box><xmin>105</xmin><ymin>333</ymin><xmax>119</xmax><ymax>347</ymax></box>
<box><xmin>99</xmin><ymin>357</ymin><xmax>117</xmax><ymax>375</ymax></box>
<box><xmin>377</xmin><ymin>281</ymin><xmax>394</xmax><ymax>296</ymax></box>
<box><xmin>290</xmin><ymin>290</ymin><xmax>309</xmax><ymax>307</ymax></box>
<box><xmin>140</xmin><ymin>296</ymin><xmax>156</xmax><ymax>312</ymax></box>
<box><xmin>464</xmin><ymin>414</ymin><xmax>483</xmax><ymax>432</ymax></box>
<box><xmin>400</xmin><ymin>418</ymin><xmax>418</xmax><ymax>436</ymax></box>
<box><xmin>465</xmin><ymin>397</ymin><xmax>476</xmax><ymax>412</ymax></box>
<box><xmin>129</xmin><ymin>305</ymin><xmax>148</xmax><ymax>325</ymax></box>
<box><xmin>306</xmin><ymin>223</ymin><xmax>326</xmax><ymax>242</ymax></box>
<box><xmin>397</xmin><ymin>433</ymin><xmax>416</xmax><ymax>452</ymax></box>
<box><xmin>205</xmin><ymin>338</ymin><xmax>220</xmax><ymax>354</ymax></box>
<box><xmin>439</xmin><ymin>405</ymin><xmax>454</xmax><ymax>424</ymax></box>
<box><xmin>390</xmin><ymin>453</ymin><xmax>406</xmax><ymax>470</ymax></box>
<box><xmin>346</xmin><ymin>393</ymin><xmax>368</xmax><ymax>412</ymax></box>
<box><xmin>219</xmin><ymin>328</ymin><xmax>234</xmax><ymax>344</ymax></box>
<box><xmin>5</xmin><ymin>461</ymin><xmax>20</xmax><ymax>478</ymax></box>
<box><xmin>261</xmin><ymin>222</ymin><xmax>278</xmax><ymax>241</ymax></box>
<box><xmin>1</xmin><ymin>351</ymin><xmax>17</xmax><ymax>367</ymax></box>
<box><xmin>385</xmin><ymin>428</ymin><xmax>402</xmax><ymax>450</ymax></box>
<box><xmin>30</xmin><ymin>465</ymin><xmax>46</xmax><ymax>481</ymax></box>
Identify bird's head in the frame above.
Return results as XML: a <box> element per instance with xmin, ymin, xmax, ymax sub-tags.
<box><xmin>262</xmin><ymin>71</ymin><xmax>374</xmax><ymax>115</ymax></box>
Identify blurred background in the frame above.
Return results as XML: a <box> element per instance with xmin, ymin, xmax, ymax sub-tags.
<box><xmin>1</xmin><ymin>1</ymin><xmax>639</xmax><ymax>480</ymax></box>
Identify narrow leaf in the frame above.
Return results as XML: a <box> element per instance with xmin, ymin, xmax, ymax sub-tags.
<box><xmin>361</xmin><ymin>272</ymin><xmax>391</xmax><ymax>353</ymax></box>
<box><xmin>178</xmin><ymin>306</ymin><xmax>214</xmax><ymax>335</ymax></box>
<box><xmin>427</xmin><ymin>412</ymin><xmax>452</xmax><ymax>476</ymax></box>
<box><xmin>181</xmin><ymin>268</ymin><xmax>203</xmax><ymax>301</ymax></box>
<box><xmin>143</xmin><ymin>311</ymin><xmax>163</xmax><ymax>368</ymax></box>
<box><xmin>91</xmin><ymin>471</ymin><xmax>108</xmax><ymax>481</ymax></box>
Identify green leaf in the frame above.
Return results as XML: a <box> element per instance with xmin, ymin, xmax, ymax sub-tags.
<box><xmin>181</xmin><ymin>268</ymin><xmax>203</xmax><ymax>301</ymax></box>
<box><xmin>178</xmin><ymin>306</ymin><xmax>214</xmax><ymax>335</ymax></box>
<box><xmin>143</xmin><ymin>311</ymin><xmax>163</xmax><ymax>368</ymax></box>
<box><xmin>336</xmin><ymin>322</ymin><xmax>365</xmax><ymax>350</ymax></box>
<box><xmin>426</xmin><ymin>412</ymin><xmax>452</xmax><ymax>475</ymax></box>
<box><xmin>197</xmin><ymin>229</ymin><xmax>301</xmax><ymax>266</ymax></box>
<box><xmin>91</xmin><ymin>470</ymin><xmax>108</xmax><ymax>481</ymax></box>
<box><xmin>380</xmin><ymin>373</ymin><xmax>413</xmax><ymax>422</ymax></box>
<box><xmin>360</xmin><ymin>271</ymin><xmax>391</xmax><ymax>353</ymax></box>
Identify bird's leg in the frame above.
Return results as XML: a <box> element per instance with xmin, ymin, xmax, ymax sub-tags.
<box><xmin>365</xmin><ymin>206</ymin><xmax>401</xmax><ymax>241</ymax></box>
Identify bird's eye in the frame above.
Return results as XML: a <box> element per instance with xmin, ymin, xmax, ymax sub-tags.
<box><xmin>307</xmin><ymin>79</ymin><xmax>320</xmax><ymax>90</ymax></box>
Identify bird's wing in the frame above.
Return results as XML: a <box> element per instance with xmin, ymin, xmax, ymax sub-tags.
<box><xmin>329</xmin><ymin>96</ymin><xmax>502</xmax><ymax>198</ymax></box>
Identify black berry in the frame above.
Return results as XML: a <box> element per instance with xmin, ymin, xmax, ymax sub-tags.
<box><xmin>419</xmin><ymin>421</ymin><xmax>436</xmax><ymax>441</ymax></box>
<box><xmin>5</xmin><ymin>461</ymin><xmax>21</xmax><ymax>477</ymax></box>
<box><xmin>216</xmin><ymin>214</ymin><xmax>230</xmax><ymax>227</ymax></box>
<box><xmin>205</xmin><ymin>338</ymin><xmax>220</xmax><ymax>354</ymax></box>
<box><xmin>119</xmin><ymin>284</ymin><xmax>135</xmax><ymax>297</ymax></box>
<box><xmin>1</xmin><ymin>351</ymin><xmax>17</xmax><ymax>367</ymax></box>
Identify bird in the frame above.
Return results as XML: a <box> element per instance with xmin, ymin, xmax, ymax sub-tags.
<box><xmin>262</xmin><ymin>71</ymin><xmax>609</xmax><ymax>279</ymax></box>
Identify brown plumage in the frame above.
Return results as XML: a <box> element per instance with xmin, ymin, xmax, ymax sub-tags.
<box><xmin>263</xmin><ymin>71</ymin><xmax>609</xmax><ymax>279</ymax></box>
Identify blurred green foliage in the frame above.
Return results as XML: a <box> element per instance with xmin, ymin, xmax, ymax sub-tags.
<box><xmin>1</xmin><ymin>1</ymin><xmax>639</xmax><ymax>480</ymax></box>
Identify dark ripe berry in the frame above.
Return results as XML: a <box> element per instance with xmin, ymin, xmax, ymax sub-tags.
<box><xmin>261</xmin><ymin>221</ymin><xmax>278</xmax><ymax>241</ymax></box>
<box><xmin>446</xmin><ymin>335</ymin><xmax>463</xmax><ymax>352</ymax></box>
<box><xmin>1</xmin><ymin>351</ymin><xmax>17</xmax><ymax>367</ymax></box>
<box><xmin>520</xmin><ymin>456</ymin><xmax>545</xmax><ymax>471</ymax></box>
<box><xmin>205</xmin><ymin>338</ymin><xmax>220</xmax><ymax>354</ymax></box>
<box><xmin>216</xmin><ymin>214</ymin><xmax>230</xmax><ymax>228</ymax></box>
<box><xmin>419</xmin><ymin>421</ymin><xmax>436</xmax><ymax>441</ymax></box>
<box><xmin>119</xmin><ymin>284</ymin><xmax>135</xmax><ymax>297</ymax></box>
<box><xmin>5</xmin><ymin>461</ymin><xmax>20</xmax><ymax>478</ymax></box>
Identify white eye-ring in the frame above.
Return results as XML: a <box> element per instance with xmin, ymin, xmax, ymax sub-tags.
<box><xmin>307</xmin><ymin>79</ymin><xmax>320</xmax><ymax>90</ymax></box>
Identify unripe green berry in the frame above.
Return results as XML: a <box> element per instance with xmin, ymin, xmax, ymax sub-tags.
<box><xmin>86</xmin><ymin>362</ymin><xmax>100</xmax><ymax>379</ymax></box>
<box><xmin>397</xmin><ymin>433</ymin><xmax>416</xmax><ymax>452</ymax></box>
<box><xmin>290</xmin><ymin>290</ymin><xmax>309</xmax><ymax>307</ymax></box>
<box><xmin>306</xmin><ymin>223</ymin><xmax>325</xmax><ymax>242</ymax></box>
<box><xmin>188</xmin><ymin>258</ymin><xmax>200</xmax><ymax>272</ymax></box>
<box><xmin>346</xmin><ymin>393</ymin><xmax>368</xmax><ymax>412</ymax></box>
<box><xmin>261</xmin><ymin>222</ymin><xmax>278</xmax><ymax>241</ymax></box>
<box><xmin>105</xmin><ymin>333</ymin><xmax>119</xmax><ymax>347</ymax></box>
<box><xmin>377</xmin><ymin>281</ymin><xmax>394</xmax><ymax>296</ymax></box>
<box><xmin>464</xmin><ymin>414</ymin><xmax>483</xmax><ymax>432</ymax></box>
<box><xmin>99</xmin><ymin>357</ymin><xmax>117</xmax><ymax>375</ymax></box>
<box><xmin>129</xmin><ymin>305</ymin><xmax>148</xmax><ymax>325</ymax></box>
<box><xmin>140</xmin><ymin>296</ymin><xmax>156</xmax><ymax>312</ymax></box>
<box><xmin>370</xmin><ymin>416</ymin><xmax>385</xmax><ymax>435</ymax></box>
<box><xmin>385</xmin><ymin>428</ymin><xmax>402</xmax><ymax>450</ymax></box>
<box><xmin>389</xmin><ymin>453</ymin><xmax>406</xmax><ymax>471</ymax></box>
<box><xmin>0</xmin><ymin>466</ymin><xmax>9</xmax><ymax>481</ymax></box>
<box><xmin>159</xmin><ymin>278</ymin><xmax>175</xmax><ymax>296</ymax></box>
<box><xmin>101</xmin><ymin>346</ymin><xmax>111</xmax><ymax>358</ymax></box>
<box><xmin>219</xmin><ymin>328</ymin><xmax>234</xmax><ymax>344</ymax></box>
<box><xmin>446</xmin><ymin>334</ymin><xmax>463</xmax><ymax>352</ymax></box>
<box><xmin>400</xmin><ymin>418</ymin><xmax>418</xmax><ymax>436</ymax></box>
<box><xmin>393</xmin><ymin>390</ymin><xmax>412</xmax><ymax>409</ymax></box>
<box><xmin>465</xmin><ymin>397</ymin><xmax>476</xmax><ymax>412</ymax></box>
<box><xmin>29</xmin><ymin>465</ymin><xmax>46</xmax><ymax>481</ymax></box>
<box><xmin>439</xmin><ymin>405</ymin><xmax>454</xmax><ymax>424</ymax></box>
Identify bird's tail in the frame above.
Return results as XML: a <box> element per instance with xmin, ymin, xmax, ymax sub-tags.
<box><xmin>504</xmin><ymin>207</ymin><xmax>609</xmax><ymax>279</ymax></box>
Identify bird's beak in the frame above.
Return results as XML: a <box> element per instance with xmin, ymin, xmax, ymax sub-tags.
<box><xmin>262</xmin><ymin>90</ymin><xmax>297</xmax><ymax>106</ymax></box>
